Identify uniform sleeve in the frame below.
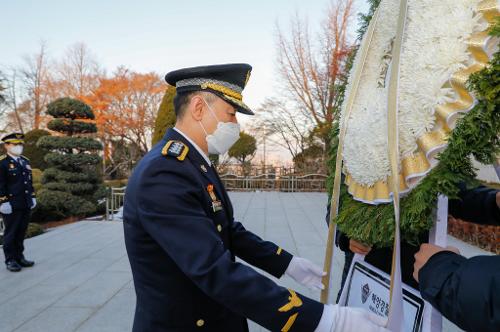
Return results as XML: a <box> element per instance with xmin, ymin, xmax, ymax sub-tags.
<box><xmin>418</xmin><ymin>251</ymin><xmax>500</xmax><ymax>332</ymax></box>
<box><xmin>26</xmin><ymin>159</ymin><xmax>36</xmax><ymax>198</ymax></box>
<box><xmin>448</xmin><ymin>183</ymin><xmax>500</xmax><ymax>225</ymax></box>
<box><xmin>0</xmin><ymin>161</ymin><xmax>9</xmax><ymax>204</ymax></box>
<box><xmin>137</xmin><ymin>158</ymin><xmax>323</xmax><ymax>332</ymax></box>
<box><xmin>230</xmin><ymin>221</ymin><xmax>293</xmax><ymax>278</ymax></box>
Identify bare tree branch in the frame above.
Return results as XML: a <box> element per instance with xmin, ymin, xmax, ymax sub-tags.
<box><xmin>274</xmin><ymin>0</ymin><xmax>355</xmax><ymax>151</ymax></box>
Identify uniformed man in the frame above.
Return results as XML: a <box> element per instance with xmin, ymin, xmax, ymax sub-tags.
<box><xmin>123</xmin><ymin>64</ymin><xmax>387</xmax><ymax>332</ymax></box>
<box><xmin>0</xmin><ymin>133</ymin><xmax>36</xmax><ymax>272</ymax></box>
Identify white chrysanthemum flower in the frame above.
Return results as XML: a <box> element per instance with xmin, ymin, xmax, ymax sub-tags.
<box><xmin>341</xmin><ymin>0</ymin><xmax>483</xmax><ymax>190</ymax></box>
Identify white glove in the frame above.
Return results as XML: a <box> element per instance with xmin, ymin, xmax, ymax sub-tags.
<box><xmin>0</xmin><ymin>202</ymin><xmax>12</xmax><ymax>215</ymax></box>
<box><xmin>31</xmin><ymin>198</ymin><xmax>37</xmax><ymax>209</ymax></box>
<box><xmin>315</xmin><ymin>304</ymin><xmax>389</xmax><ymax>332</ymax></box>
<box><xmin>285</xmin><ymin>256</ymin><xmax>326</xmax><ymax>290</ymax></box>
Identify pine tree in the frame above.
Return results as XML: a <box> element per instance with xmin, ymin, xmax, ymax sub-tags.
<box><xmin>151</xmin><ymin>87</ymin><xmax>176</xmax><ymax>146</ymax></box>
<box><xmin>37</xmin><ymin>97</ymin><xmax>104</xmax><ymax>220</ymax></box>
<box><xmin>23</xmin><ymin>129</ymin><xmax>51</xmax><ymax>170</ymax></box>
<box><xmin>228</xmin><ymin>131</ymin><xmax>257</xmax><ymax>175</ymax></box>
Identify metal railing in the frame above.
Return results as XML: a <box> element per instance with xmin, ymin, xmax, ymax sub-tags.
<box><xmin>103</xmin><ymin>173</ymin><xmax>327</xmax><ymax>221</ymax></box>
<box><xmin>220</xmin><ymin>173</ymin><xmax>328</xmax><ymax>192</ymax></box>
<box><xmin>105</xmin><ymin>186</ymin><xmax>126</xmax><ymax>221</ymax></box>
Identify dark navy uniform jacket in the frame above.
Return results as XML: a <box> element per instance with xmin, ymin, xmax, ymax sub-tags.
<box><xmin>0</xmin><ymin>155</ymin><xmax>36</xmax><ymax>210</ymax></box>
<box><xmin>419</xmin><ymin>252</ymin><xmax>500</xmax><ymax>332</ymax></box>
<box><xmin>419</xmin><ymin>187</ymin><xmax>499</xmax><ymax>332</ymax></box>
<box><xmin>123</xmin><ymin>129</ymin><xmax>323</xmax><ymax>332</ymax></box>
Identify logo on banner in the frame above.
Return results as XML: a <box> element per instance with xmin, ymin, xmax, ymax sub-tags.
<box><xmin>361</xmin><ymin>283</ymin><xmax>371</xmax><ymax>304</ymax></box>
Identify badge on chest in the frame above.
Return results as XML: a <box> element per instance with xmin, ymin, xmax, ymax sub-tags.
<box><xmin>207</xmin><ymin>184</ymin><xmax>223</xmax><ymax>213</ymax></box>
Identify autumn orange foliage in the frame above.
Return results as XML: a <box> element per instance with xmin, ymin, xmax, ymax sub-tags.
<box><xmin>80</xmin><ymin>68</ymin><xmax>165</xmax><ymax>158</ymax></box>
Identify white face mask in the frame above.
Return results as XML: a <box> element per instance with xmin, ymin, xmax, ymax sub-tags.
<box><xmin>8</xmin><ymin>145</ymin><xmax>24</xmax><ymax>156</ymax></box>
<box><xmin>199</xmin><ymin>99</ymin><xmax>240</xmax><ymax>155</ymax></box>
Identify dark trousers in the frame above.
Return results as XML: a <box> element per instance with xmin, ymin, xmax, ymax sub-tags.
<box><xmin>2</xmin><ymin>209</ymin><xmax>31</xmax><ymax>263</ymax></box>
<box><xmin>337</xmin><ymin>250</ymin><xmax>354</xmax><ymax>303</ymax></box>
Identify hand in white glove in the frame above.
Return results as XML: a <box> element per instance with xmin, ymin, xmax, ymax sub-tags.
<box><xmin>285</xmin><ymin>256</ymin><xmax>326</xmax><ymax>290</ymax></box>
<box><xmin>0</xmin><ymin>202</ymin><xmax>12</xmax><ymax>215</ymax></box>
<box><xmin>315</xmin><ymin>304</ymin><xmax>389</xmax><ymax>332</ymax></box>
<box><xmin>31</xmin><ymin>198</ymin><xmax>37</xmax><ymax>209</ymax></box>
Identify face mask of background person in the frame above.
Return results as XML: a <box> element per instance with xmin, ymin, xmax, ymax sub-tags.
<box><xmin>6</xmin><ymin>144</ymin><xmax>24</xmax><ymax>157</ymax></box>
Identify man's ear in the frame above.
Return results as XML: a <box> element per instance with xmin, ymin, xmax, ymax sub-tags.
<box><xmin>190</xmin><ymin>94</ymin><xmax>205</xmax><ymax>121</ymax></box>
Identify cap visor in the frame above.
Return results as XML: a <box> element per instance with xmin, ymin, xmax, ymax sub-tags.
<box><xmin>221</xmin><ymin>95</ymin><xmax>254</xmax><ymax>115</ymax></box>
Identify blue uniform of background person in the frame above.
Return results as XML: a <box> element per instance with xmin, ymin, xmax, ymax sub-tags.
<box><xmin>123</xmin><ymin>128</ymin><xmax>323</xmax><ymax>331</ymax></box>
<box><xmin>0</xmin><ymin>154</ymin><xmax>36</xmax><ymax>264</ymax></box>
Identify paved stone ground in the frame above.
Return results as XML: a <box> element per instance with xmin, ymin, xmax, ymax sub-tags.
<box><xmin>0</xmin><ymin>192</ymin><xmax>492</xmax><ymax>331</ymax></box>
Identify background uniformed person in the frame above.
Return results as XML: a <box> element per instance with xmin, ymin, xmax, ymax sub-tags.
<box><xmin>123</xmin><ymin>64</ymin><xmax>387</xmax><ymax>332</ymax></box>
<box><xmin>0</xmin><ymin>133</ymin><xmax>36</xmax><ymax>272</ymax></box>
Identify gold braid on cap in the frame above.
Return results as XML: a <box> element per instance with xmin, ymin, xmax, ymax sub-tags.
<box><xmin>176</xmin><ymin>77</ymin><xmax>243</xmax><ymax>101</ymax></box>
<box><xmin>4</xmin><ymin>139</ymin><xmax>24</xmax><ymax>144</ymax></box>
<box><xmin>200</xmin><ymin>83</ymin><xmax>243</xmax><ymax>101</ymax></box>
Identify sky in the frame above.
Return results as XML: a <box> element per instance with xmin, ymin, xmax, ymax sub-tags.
<box><xmin>1</xmin><ymin>0</ymin><xmax>369</xmax><ymax>163</ymax></box>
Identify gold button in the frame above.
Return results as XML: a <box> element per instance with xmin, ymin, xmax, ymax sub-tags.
<box><xmin>217</xmin><ymin>225</ymin><xmax>222</xmax><ymax>232</ymax></box>
<box><xmin>196</xmin><ymin>319</ymin><xmax>205</xmax><ymax>327</ymax></box>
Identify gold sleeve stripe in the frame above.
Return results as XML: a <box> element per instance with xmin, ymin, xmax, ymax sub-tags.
<box><xmin>281</xmin><ymin>313</ymin><xmax>298</xmax><ymax>332</ymax></box>
<box><xmin>276</xmin><ymin>247</ymin><xmax>282</xmax><ymax>255</ymax></box>
<box><xmin>278</xmin><ymin>290</ymin><xmax>303</xmax><ymax>312</ymax></box>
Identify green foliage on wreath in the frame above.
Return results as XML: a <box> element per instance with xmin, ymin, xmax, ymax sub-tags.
<box><xmin>328</xmin><ymin>17</ymin><xmax>500</xmax><ymax>247</ymax></box>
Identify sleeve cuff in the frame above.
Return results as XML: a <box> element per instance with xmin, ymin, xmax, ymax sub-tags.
<box><xmin>314</xmin><ymin>304</ymin><xmax>333</xmax><ymax>332</ymax></box>
<box><xmin>274</xmin><ymin>247</ymin><xmax>294</xmax><ymax>278</ymax></box>
<box><xmin>418</xmin><ymin>251</ymin><xmax>465</xmax><ymax>300</ymax></box>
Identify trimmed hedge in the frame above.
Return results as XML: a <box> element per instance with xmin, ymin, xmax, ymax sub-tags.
<box><xmin>44</xmin><ymin>153</ymin><xmax>101</xmax><ymax>170</ymax></box>
<box><xmin>152</xmin><ymin>87</ymin><xmax>176</xmax><ymax>146</ymax></box>
<box><xmin>32</xmin><ymin>168</ymin><xmax>43</xmax><ymax>193</ymax></box>
<box><xmin>38</xmin><ymin>97</ymin><xmax>104</xmax><ymax>221</ymax></box>
<box><xmin>104</xmin><ymin>179</ymin><xmax>129</xmax><ymax>188</ymax></box>
<box><xmin>36</xmin><ymin>189</ymin><xmax>96</xmax><ymax>220</ymax></box>
<box><xmin>47</xmin><ymin>119</ymin><xmax>97</xmax><ymax>134</ymax></box>
<box><xmin>23</xmin><ymin>129</ymin><xmax>51</xmax><ymax>170</ymax></box>
<box><xmin>26</xmin><ymin>223</ymin><xmax>44</xmax><ymax>238</ymax></box>
<box><xmin>42</xmin><ymin>167</ymin><xmax>100</xmax><ymax>184</ymax></box>
<box><xmin>38</xmin><ymin>136</ymin><xmax>103</xmax><ymax>151</ymax></box>
<box><xmin>46</xmin><ymin>97</ymin><xmax>95</xmax><ymax>120</ymax></box>
<box><xmin>43</xmin><ymin>182</ymin><xmax>96</xmax><ymax>195</ymax></box>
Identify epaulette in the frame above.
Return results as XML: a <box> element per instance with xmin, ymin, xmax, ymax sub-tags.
<box><xmin>21</xmin><ymin>155</ymin><xmax>30</xmax><ymax>161</ymax></box>
<box><xmin>161</xmin><ymin>140</ymin><xmax>189</xmax><ymax>161</ymax></box>
<box><xmin>0</xmin><ymin>155</ymin><xmax>6</xmax><ymax>161</ymax></box>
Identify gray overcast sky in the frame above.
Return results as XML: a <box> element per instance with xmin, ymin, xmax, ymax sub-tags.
<box><xmin>1</xmin><ymin>0</ymin><xmax>369</xmax><ymax>162</ymax></box>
